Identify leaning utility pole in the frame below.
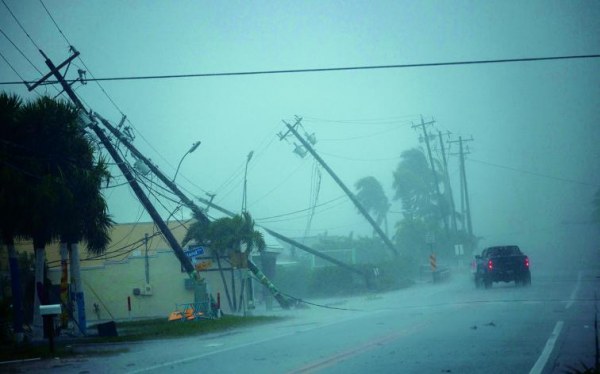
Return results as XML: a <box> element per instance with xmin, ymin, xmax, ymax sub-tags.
<box><xmin>411</xmin><ymin>116</ymin><xmax>449</xmax><ymax>234</ymax></box>
<box><xmin>438</xmin><ymin>131</ymin><xmax>458</xmax><ymax>234</ymax></box>
<box><xmin>448</xmin><ymin>136</ymin><xmax>474</xmax><ymax>238</ymax></box>
<box><xmin>30</xmin><ymin>50</ymin><xmax>197</xmax><ymax>276</ymax></box>
<box><xmin>281</xmin><ymin>117</ymin><xmax>398</xmax><ymax>256</ymax></box>
<box><xmin>95</xmin><ymin>112</ymin><xmax>369</xmax><ymax>304</ymax></box>
<box><xmin>31</xmin><ymin>50</ymin><xmax>369</xmax><ymax>309</ymax></box>
<box><xmin>191</xmin><ymin>194</ymin><xmax>367</xmax><ymax>278</ymax></box>
<box><xmin>93</xmin><ymin>114</ymin><xmax>295</xmax><ymax>308</ymax></box>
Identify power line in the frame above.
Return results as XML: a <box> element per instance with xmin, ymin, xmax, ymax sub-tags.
<box><xmin>37</xmin><ymin>0</ymin><xmax>216</xmax><ymax>215</ymax></box>
<box><xmin>257</xmin><ymin>196</ymin><xmax>351</xmax><ymax>224</ymax></box>
<box><xmin>0</xmin><ymin>49</ymin><xmax>26</xmax><ymax>82</ymax></box>
<box><xmin>1</xmin><ymin>54</ymin><xmax>599</xmax><ymax>86</ymax></box>
<box><xmin>255</xmin><ymin>195</ymin><xmax>346</xmax><ymax>221</ymax></box>
<box><xmin>467</xmin><ymin>158</ymin><xmax>599</xmax><ymax>187</ymax></box>
<box><xmin>249</xmin><ymin>158</ymin><xmax>308</xmax><ymax>206</ymax></box>
<box><xmin>38</xmin><ymin>0</ymin><xmax>131</xmax><ymax>123</ymax></box>
<box><xmin>0</xmin><ymin>27</ymin><xmax>43</xmax><ymax>75</ymax></box>
<box><xmin>38</xmin><ymin>0</ymin><xmax>71</xmax><ymax>46</ymax></box>
<box><xmin>319</xmin><ymin>151</ymin><xmax>402</xmax><ymax>162</ymax></box>
<box><xmin>1</xmin><ymin>0</ymin><xmax>42</xmax><ymax>51</ymax></box>
<box><xmin>303</xmin><ymin>114</ymin><xmax>420</xmax><ymax>125</ymax></box>
<box><xmin>319</xmin><ymin>123</ymin><xmax>412</xmax><ymax>142</ymax></box>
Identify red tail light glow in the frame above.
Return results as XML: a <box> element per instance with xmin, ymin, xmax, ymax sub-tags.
<box><xmin>525</xmin><ymin>257</ymin><xmax>529</xmax><ymax>268</ymax></box>
<box><xmin>488</xmin><ymin>260</ymin><xmax>493</xmax><ymax>271</ymax></box>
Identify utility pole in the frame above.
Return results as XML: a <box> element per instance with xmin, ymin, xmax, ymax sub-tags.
<box><xmin>97</xmin><ymin>112</ymin><xmax>368</xmax><ymax>305</ymax></box>
<box><xmin>31</xmin><ymin>50</ymin><xmax>197</xmax><ymax>277</ymax></box>
<box><xmin>193</xmin><ymin>194</ymin><xmax>367</xmax><ymax>277</ymax></box>
<box><xmin>448</xmin><ymin>136</ymin><xmax>474</xmax><ymax>239</ymax></box>
<box><xmin>98</xmin><ymin>110</ymin><xmax>365</xmax><ymax>278</ymax></box>
<box><xmin>93</xmin><ymin>115</ymin><xmax>209</xmax><ymax>225</ymax></box>
<box><xmin>93</xmin><ymin>114</ymin><xmax>298</xmax><ymax>308</ymax></box>
<box><xmin>281</xmin><ymin>117</ymin><xmax>398</xmax><ymax>256</ymax></box>
<box><xmin>144</xmin><ymin>233</ymin><xmax>150</xmax><ymax>284</ymax></box>
<box><xmin>32</xmin><ymin>50</ymin><xmax>369</xmax><ymax>309</ymax></box>
<box><xmin>459</xmin><ymin>137</ymin><xmax>473</xmax><ymax>238</ymax></box>
<box><xmin>438</xmin><ymin>131</ymin><xmax>458</xmax><ymax>234</ymax></box>
<box><xmin>411</xmin><ymin>116</ymin><xmax>449</xmax><ymax>234</ymax></box>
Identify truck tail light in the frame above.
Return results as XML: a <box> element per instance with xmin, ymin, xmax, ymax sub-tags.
<box><xmin>525</xmin><ymin>257</ymin><xmax>529</xmax><ymax>268</ymax></box>
<box><xmin>488</xmin><ymin>260</ymin><xmax>493</xmax><ymax>271</ymax></box>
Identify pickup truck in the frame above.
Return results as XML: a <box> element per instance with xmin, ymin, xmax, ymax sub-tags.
<box><xmin>473</xmin><ymin>245</ymin><xmax>531</xmax><ymax>288</ymax></box>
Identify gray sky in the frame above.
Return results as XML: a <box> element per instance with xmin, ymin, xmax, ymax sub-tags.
<box><xmin>1</xmin><ymin>1</ymin><xmax>599</xmax><ymax>252</ymax></box>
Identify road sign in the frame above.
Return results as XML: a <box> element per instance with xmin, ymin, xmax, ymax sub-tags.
<box><xmin>429</xmin><ymin>253</ymin><xmax>437</xmax><ymax>272</ymax></box>
<box><xmin>184</xmin><ymin>246</ymin><xmax>205</xmax><ymax>258</ymax></box>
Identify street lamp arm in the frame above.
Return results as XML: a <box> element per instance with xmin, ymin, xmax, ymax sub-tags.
<box><xmin>173</xmin><ymin>141</ymin><xmax>201</xmax><ymax>182</ymax></box>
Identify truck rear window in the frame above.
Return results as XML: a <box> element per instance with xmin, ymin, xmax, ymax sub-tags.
<box><xmin>487</xmin><ymin>246</ymin><xmax>521</xmax><ymax>257</ymax></box>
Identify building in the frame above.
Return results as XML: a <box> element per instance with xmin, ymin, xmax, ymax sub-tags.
<box><xmin>2</xmin><ymin>220</ymin><xmax>282</xmax><ymax>325</ymax></box>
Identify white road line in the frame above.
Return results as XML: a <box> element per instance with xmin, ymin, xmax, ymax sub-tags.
<box><xmin>565</xmin><ymin>270</ymin><xmax>583</xmax><ymax>310</ymax></box>
<box><xmin>529</xmin><ymin>321</ymin><xmax>564</xmax><ymax>374</ymax></box>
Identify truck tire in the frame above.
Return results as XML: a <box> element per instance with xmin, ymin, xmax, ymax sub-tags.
<box><xmin>484</xmin><ymin>278</ymin><xmax>492</xmax><ymax>289</ymax></box>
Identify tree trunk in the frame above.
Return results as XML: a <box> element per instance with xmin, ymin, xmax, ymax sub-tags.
<box><xmin>59</xmin><ymin>242</ymin><xmax>69</xmax><ymax>328</ymax></box>
<box><xmin>69</xmin><ymin>243</ymin><xmax>86</xmax><ymax>335</ymax></box>
<box><xmin>6</xmin><ymin>240</ymin><xmax>24</xmax><ymax>340</ymax></box>
<box><xmin>214</xmin><ymin>254</ymin><xmax>233</xmax><ymax>312</ymax></box>
<box><xmin>32</xmin><ymin>245</ymin><xmax>45</xmax><ymax>340</ymax></box>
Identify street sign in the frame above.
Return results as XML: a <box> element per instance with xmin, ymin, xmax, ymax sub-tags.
<box><xmin>184</xmin><ymin>246</ymin><xmax>205</xmax><ymax>258</ymax></box>
<box><xmin>194</xmin><ymin>260</ymin><xmax>212</xmax><ymax>271</ymax></box>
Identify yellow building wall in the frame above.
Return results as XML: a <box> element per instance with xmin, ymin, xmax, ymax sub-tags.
<box><xmin>46</xmin><ymin>248</ymin><xmax>243</xmax><ymax>322</ymax></box>
<box><xmin>8</xmin><ymin>221</ymin><xmax>247</xmax><ymax>323</ymax></box>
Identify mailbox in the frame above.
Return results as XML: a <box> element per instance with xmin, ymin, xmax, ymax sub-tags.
<box><xmin>40</xmin><ymin>304</ymin><xmax>62</xmax><ymax>316</ymax></box>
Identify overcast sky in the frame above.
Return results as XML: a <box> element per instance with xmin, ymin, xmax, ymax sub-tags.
<box><xmin>1</xmin><ymin>1</ymin><xmax>599</xmax><ymax>253</ymax></box>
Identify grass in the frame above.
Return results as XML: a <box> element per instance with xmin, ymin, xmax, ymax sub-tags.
<box><xmin>92</xmin><ymin>315</ymin><xmax>286</xmax><ymax>343</ymax></box>
<box><xmin>0</xmin><ymin>315</ymin><xmax>285</xmax><ymax>362</ymax></box>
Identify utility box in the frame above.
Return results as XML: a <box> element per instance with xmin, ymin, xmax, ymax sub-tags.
<box><xmin>40</xmin><ymin>304</ymin><xmax>61</xmax><ymax>316</ymax></box>
<box><xmin>96</xmin><ymin>321</ymin><xmax>118</xmax><ymax>337</ymax></box>
<box><xmin>141</xmin><ymin>283</ymin><xmax>153</xmax><ymax>295</ymax></box>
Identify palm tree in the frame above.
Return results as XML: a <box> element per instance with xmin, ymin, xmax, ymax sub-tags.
<box><xmin>0</xmin><ymin>92</ymin><xmax>26</xmax><ymax>340</ymax></box>
<box><xmin>10</xmin><ymin>95</ymin><xmax>112</xmax><ymax>338</ymax></box>
<box><xmin>57</xmin><ymin>153</ymin><xmax>112</xmax><ymax>335</ymax></box>
<box><xmin>355</xmin><ymin>176</ymin><xmax>390</xmax><ymax>236</ymax></box>
<box><xmin>183</xmin><ymin>211</ymin><xmax>291</xmax><ymax>311</ymax></box>
<box><xmin>183</xmin><ymin>211</ymin><xmax>264</xmax><ymax>310</ymax></box>
<box><xmin>392</xmin><ymin>148</ymin><xmax>440</xmax><ymax>221</ymax></box>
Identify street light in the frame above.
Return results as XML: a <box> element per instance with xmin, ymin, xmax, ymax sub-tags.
<box><xmin>173</xmin><ymin>141</ymin><xmax>201</xmax><ymax>182</ymax></box>
<box><xmin>241</xmin><ymin>150</ymin><xmax>255</xmax><ymax>314</ymax></box>
<box><xmin>242</xmin><ymin>150</ymin><xmax>254</xmax><ymax>212</ymax></box>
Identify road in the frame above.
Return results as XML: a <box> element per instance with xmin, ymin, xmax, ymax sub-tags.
<box><xmin>6</xmin><ymin>250</ymin><xmax>599</xmax><ymax>373</ymax></box>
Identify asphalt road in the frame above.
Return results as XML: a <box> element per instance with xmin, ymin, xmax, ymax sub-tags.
<box><xmin>5</xmin><ymin>251</ymin><xmax>599</xmax><ymax>374</ymax></box>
